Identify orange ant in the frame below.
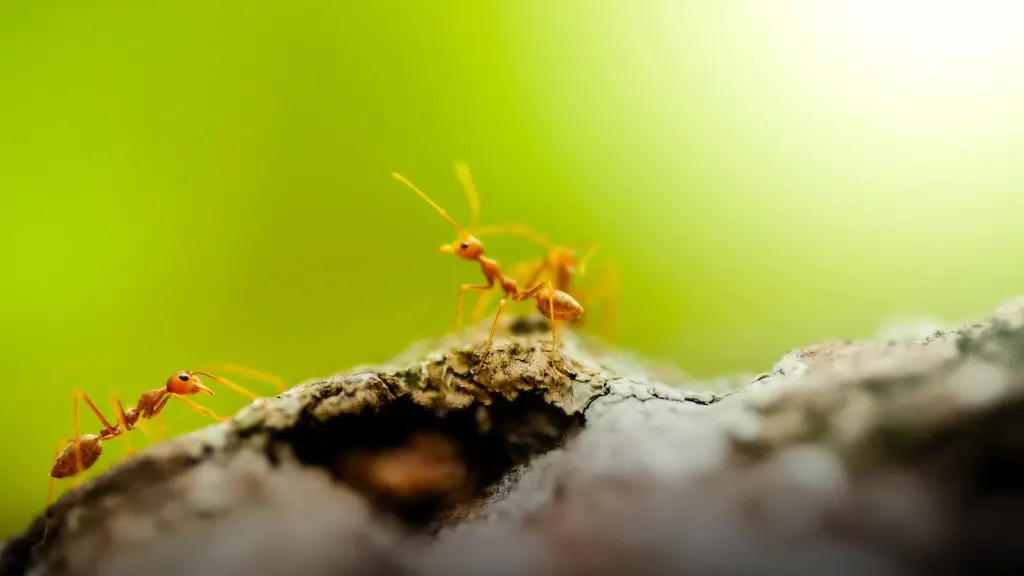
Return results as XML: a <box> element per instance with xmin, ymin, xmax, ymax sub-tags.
<box><xmin>468</xmin><ymin>224</ymin><xmax>620</xmax><ymax>338</ymax></box>
<box><xmin>47</xmin><ymin>366</ymin><xmax>285</xmax><ymax>505</ymax></box>
<box><xmin>467</xmin><ymin>225</ymin><xmax>596</xmax><ymax>316</ymax></box>
<box><xmin>391</xmin><ymin>163</ymin><xmax>583</xmax><ymax>350</ymax></box>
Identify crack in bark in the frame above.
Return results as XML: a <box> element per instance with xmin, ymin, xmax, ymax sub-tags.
<box><xmin>7</xmin><ymin>317</ymin><xmax>721</xmax><ymax>576</ymax></box>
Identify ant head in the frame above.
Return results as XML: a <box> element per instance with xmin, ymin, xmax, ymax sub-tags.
<box><xmin>393</xmin><ymin>165</ymin><xmax>488</xmax><ymax>261</ymax></box>
<box><xmin>166</xmin><ymin>370</ymin><xmax>215</xmax><ymax>396</ymax></box>
<box><xmin>439</xmin><ymin>234</ymin><xmax>484</xmax><ymax>261</ymax></box>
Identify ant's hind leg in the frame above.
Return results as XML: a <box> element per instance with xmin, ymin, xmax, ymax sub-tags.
<box><xmin>487</xmin><ymin>298</ymin><xmax>509</xmax><ymax>349</ymax></box>
<box><xmin>76</xmin><ymin>389</ymin><xmax>117</xmax><ymax>435</ymax></box>
<box><xmin>519</xmin><ymin>281</ymin><xmax>559</xmax><ymax>351</ymax></box>
<box><xmin>46</xmin><ymin>436</ymin><xmax>74</xmax><ymax>507</ymax></box>
<box><xmin>69</xmin><ymin>394</ymin><xmax>86</xmax><ymax>490</ymax></box>
<box><xmin>72</xmin><ymin>391</ymin><xmax>83</xmax><ymax>481</ymax></box>
<box><xmin>46</xmin><ymin>476</ymin><xmax>56</xmax><ymax>507</ymax></box>
<box><xmin>110</xmin><ymin>391</ymin><xmax>135</xmax><ymax>455</ymax></box>
<box><xmin>550</xmin><ymin>290</ymin><xmax>559</xmax><ymax>350</ymax></box>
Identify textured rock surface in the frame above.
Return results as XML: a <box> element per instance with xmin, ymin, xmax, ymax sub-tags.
<box><xmin>5</xmin><ymin>300</ymin><xmax>1024</xmax><ymax>575</ymax></box>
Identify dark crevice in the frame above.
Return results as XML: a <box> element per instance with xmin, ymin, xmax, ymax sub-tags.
<box><xmin>271</xmin><ymin>393</ymin><xmax>579</xmax><ymax>529</ymax></box>
<box><xmin>902</xmin><ymin>398</ymin><xmax>1024</xmax><ymax>575</ymax></box>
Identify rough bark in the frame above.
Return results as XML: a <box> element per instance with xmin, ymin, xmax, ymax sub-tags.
<box><xmin>5</xmin><ymin>300</ymin><xmax>1024</xmax><ymax>576</ymax></box>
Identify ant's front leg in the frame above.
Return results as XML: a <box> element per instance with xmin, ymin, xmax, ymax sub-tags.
<box><xmin>170</xmin><ymin>395</ymin><xmax>228</xmax><ymax>422</ymax></box>
<box><xmin>455</xmin><ymin>282</ymin><xmax>494</xmax><ymax>333</ymax></box>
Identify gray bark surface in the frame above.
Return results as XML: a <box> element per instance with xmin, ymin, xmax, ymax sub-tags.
<box><xmin>5</xmin><ymin>302</ymin><xmax>1024</xmax><ymax>576</ymax></box>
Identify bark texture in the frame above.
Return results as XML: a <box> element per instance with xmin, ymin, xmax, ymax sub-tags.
<box><xmin>5</xmin><ymin>301</ymin><xmax>1024</xmax><ymax>576</ymax></box>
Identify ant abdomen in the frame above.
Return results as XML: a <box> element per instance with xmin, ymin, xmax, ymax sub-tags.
<box><xmin>50</xmin><ymin>435</ymin><xmax>102</xmax><ymax>479</ymax></box>
<box><xmin>537</xmin><ymin>290</ymin><xmax>584</xmax><ymax>322</ymax></box>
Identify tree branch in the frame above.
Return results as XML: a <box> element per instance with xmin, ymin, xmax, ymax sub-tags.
<box><xmin>6</xmin><ymin>302</ymin><xmax>1024</xmax><ymax>575</ymax></box>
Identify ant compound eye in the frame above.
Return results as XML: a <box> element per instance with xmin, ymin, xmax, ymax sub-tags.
<box><xmin>178</xmin><ymin>373</ymin><xmax>190</xmax><ymax>382</ymax></box>
<box><xmin>460</xmin><ymin>242</ymin><xmax>469</xmax><ymax>249</ymax></box>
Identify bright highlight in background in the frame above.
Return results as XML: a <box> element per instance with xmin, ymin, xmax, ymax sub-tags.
<box><xmin>503</xmin><ymin>0</ymin><xmax>1024</xmax><ymax>369</ymax></box>
<box><xmin>825</xmin><ymin>1</ymin><xmax>1024</xmax><ymax>94</ymax></box>
<box><xmin>801</xmin><ymin>0</ymin><xmax>1024</xmax><ymax>123</ymax></box>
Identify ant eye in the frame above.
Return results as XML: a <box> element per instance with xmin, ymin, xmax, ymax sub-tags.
<box><xmin>178</xmin><ymin>373</ymin><xmax>190</xmax><ymax>382</ymax></box>
<box><xmin>460</xmin><ymin>242</ymin><xmax>469</xmax><ymax>249</ymax></box>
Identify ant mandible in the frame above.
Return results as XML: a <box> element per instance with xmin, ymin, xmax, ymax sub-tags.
<box><xmin>47</xmin><ymin>368</ymin><xmax>281</xmax><ymax>505</ymax></box>
<box><xmin>391</xmin><ymin>163</ymin><xmax>583</xmax><ymax>350</ymax></box>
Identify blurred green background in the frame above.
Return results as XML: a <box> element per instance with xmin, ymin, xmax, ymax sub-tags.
<box><xmin>3</xmin><ymin>0</ymin><xmax>1024</xmax><ymax>537</ymax></box>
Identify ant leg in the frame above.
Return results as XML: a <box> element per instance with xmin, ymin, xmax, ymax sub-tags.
<box><xmin>76</xmin><ymin>389</ymin><xmax>117</xmax><ymax>435</ymax></box>
<box><xmin>170</xmin><ymin>394</ymin><xmax>227</xmax><ymax>422</ymax></box>
<box><xmin>147</xmin><ymin>394</ymin><xmax>173</xmax><ymax>420</ymax></box>
<box><xmin>72</xmin><ymin>392</ymin><xmax>83</xmax><ymax>480</ymax></box>
<box><xmin>69</xmin><ymin>393</ymin><xmax>88</xmax><ymax>491</ymax></box>
<box><xmin>487</xmin><ymin>298</ymin><xmax>509</xmax><ymax>348</ymax></box>
<box><xmin>456</xmin><ymin>283</ymin><xmax>493</xmax><ymax>333</ymax></box>
<box><xmin>135</xmin><ymin>407</ymin><xmax>166</xmax><ymax>443</ymax></box>
<box><xmin>473</xmin><ymin>261</ymin><xmax>537</xmax><ymax>323</ymax></box>
<box><xmin>519</xmin><ymin>281</ymin><xmax>559</xmax><ymax>351</ymax></box>
<box><xmin>471</xmin><ymin>289</ymin><xmax>497</xmax><ymax>323</ymax></box>
<box><xmin>109</xmin><ymin>391</ymin><xmax>134</xmax><ymax>456</ymax></box>
<box><xmin>550</xmin><ymin>290</ymin><xmax>559</xmax><ymax>349</ymax></box>
<box><xmin>70</xmin><ymin>389</ymin><xmax>118</xmax><ymax>481</ymax></box>
<box><xmin>46</xmin><ymin>436</ymin><xmax>74</xmax><ymax>507</ymax></box>
<box><xmin>521</xmin><ymin>260</ymin><xmax>551</xmax><ymax>294</ymax></box>
<box><xmin>135</xmin><ymin>418</ymin><xmax>156</xmax><ymax>443</ymax></box>
<box><xmin>197</xmin><ymin>363</ymin><xmax>287</xmax><ymax>393</ymax></box>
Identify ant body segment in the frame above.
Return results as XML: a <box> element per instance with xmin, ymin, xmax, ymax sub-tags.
<box><xmin>468</xmin><ymin>225</ymin><xmax>596</xmax><ymax>317</ymax></box>
<box><xmin>468</xmin><ymin>224</ymin><xmax>619</xmax><ymax>338</ymax></box>
<box><xmin>47</xmin><ymin>367</ymin><xmax>284</xmax><ymax>505</ymax></box>
<box><xmin>391</xmin><ymin>163</ymin><xmax>583</xmax><ymax>349</ymax></box>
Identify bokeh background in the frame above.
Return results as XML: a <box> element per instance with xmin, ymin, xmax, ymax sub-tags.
<box><xmin>3</xmin><ymin>0</ymin><xmax>1024</xmax><ymax>537</ymax></box>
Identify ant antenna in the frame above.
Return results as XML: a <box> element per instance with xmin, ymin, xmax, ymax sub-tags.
<box><xmin>191</xmin><ymin>371</ymin><xmax>259</xmax><ymax>400</ymax></box>
<box><xmin>472</xmin><ymin>223</ymin><xmax>554</xmax><ymax>250</ymax></box>
<box><xmin>454</xmin><ymin>162</ymin><xmax>480</xmax><ymax>231</ymax></box>
<box><xmin>392</xmin><ymin>172</ymin><xmax>465</xmax><ymax>233</ymax></box>
<box><xmin>577</xmin><ymin>244</ymin><xmax>600</xmax><ymax>277</ymax></box>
